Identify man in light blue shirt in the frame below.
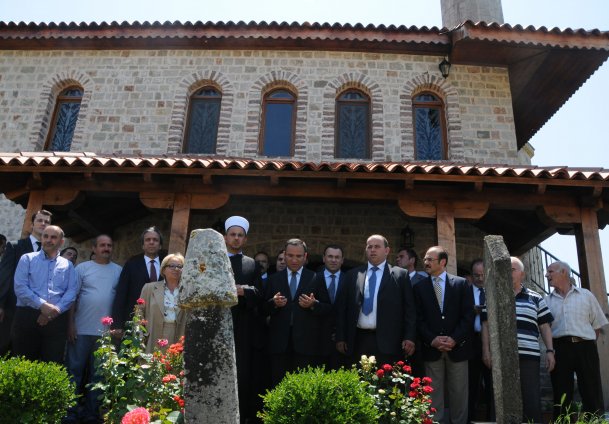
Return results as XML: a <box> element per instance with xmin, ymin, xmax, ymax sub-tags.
<box><xmin>11</xmin><ymin>225</ymin><xmax>78</xmax><ymax>363</ymax></box>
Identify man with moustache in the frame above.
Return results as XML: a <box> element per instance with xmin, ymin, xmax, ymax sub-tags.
<box><xmin>64</xmin><ymin>235</ymin><xmax>122</xmax><ymax>424</ymax></box>
<box><xmin>111</xmin><ymin>226</ymin><xmax>165</xmax><ymax>336</ymax></box>
<box><xmin>336</xmin><ymin>235</ymin><xmax>416</xmax><ymax>366</ymax></box>
<box><xmin>0</xmin><ymin>209</ymin><xmax>52</xmax><ymax>355</ymax></box>
<box><xmin>413</xmin><ymin>245</ymin><xmax>474</xmax><ymax>424</ymax></box>
<box><xmin>264</xmin><ymin>238</ymin><xmax>328</xmax><ymax>386</ymax></box>
<box><xmin>11</xmin><ymin>225</ymin><xmax>78</xmax><ymax>363</ymax></box>
<box><xmin>224</xmin><ymin>216</ymin><xmax>264</xmax><ymax>423</ymax></box>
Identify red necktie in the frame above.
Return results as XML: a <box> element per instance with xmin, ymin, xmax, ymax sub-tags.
<box><xmin>149</xmin><ymin>260</ymin><xmax>158</xmax><ymax>282</ymax></box>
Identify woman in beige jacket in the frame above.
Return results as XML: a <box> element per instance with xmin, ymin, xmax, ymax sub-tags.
<box><xmin>140</xmin><ymin>253</ymin><xmax>187</xmax><ymax>353</ymax></box>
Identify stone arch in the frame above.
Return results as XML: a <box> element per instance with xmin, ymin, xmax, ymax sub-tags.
<box><xmin>321</xmin><ymin>72</ymin><xmax>384</xmax><ymax>161</ymax></box>
<box><xmin>169</xmin><ymin>70</ymin><xmax>234</xmax><ymax>155</ymax></box>
<box><xmin>30</xmin><ymin>70</ymin><xmax>94</xmax><ymax>151</ymax></box>
<box><xmin>401</xmin><ymin>74</ymin><xmax>464</xmax><ymax>161</ymax></box>
<box><xmin>243</xmin><ymin>70</ymin><xmax>308</xmax><ymax>159</ymax></box>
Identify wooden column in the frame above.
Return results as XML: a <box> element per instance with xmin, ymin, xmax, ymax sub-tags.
<box><xmin>20</xmin><ymin>190</ymin><xmax>45</xmax><ymax>239</ymax></box>
<box><xmin>574</xmin><ymin>207</ymin><xmax>609</xmax><ymax>409</ymax></box>
<box><xmin>167</xmin><ymin>193</ymin><xmax>191</xmax><ymax>255</ymax></box>
<box><xmin>436</xmin><ymin>201</ymin><xmax>457</xmax><ymax>274</ymax></box>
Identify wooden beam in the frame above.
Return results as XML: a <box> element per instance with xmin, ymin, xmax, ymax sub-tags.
<box><xmin>167</xmin><ymin>193</ymin><xmax>191</xmax><ymax>255</ymax></box>
<box><xmin>539</xmin><ymin>204</ymin><xmax>581</xmax><ymax>225</ymax></box>
<box><xmin>453</xmin><ymin>200</ymin><xmax>489</xmax><ymax>220</ymax></box>
<box><xmin>21</xmin><ymin>190</ymin><xmax>44</xmax><ymax>239</ymax></box>
<box><xmin>140</xmin><ymin>192</ymin><xmax>175</xmax><ymax>209</ymax></box>
<box><xmin>398</xmin><ymin>197</ymin><xmax>436</xmax><ymax>218</ymax></box>
<box><xmin>190</xmin><ymin>193</ymin><xmax>230</xmax><ymax>210</ymax></box>
<box><xmin>43</xmin><ymin>187</ymin><xmax>80</xmax><ymax>206</ymax></box>
<box><xmin>436</xmin><ymin>201</ymin><xmax>457</xmax><ymax>274</ymax></box>
<box><xmin>574</xmin><ymin>208</ymin><xmax>609</xmax><ymax>409</ymax></box>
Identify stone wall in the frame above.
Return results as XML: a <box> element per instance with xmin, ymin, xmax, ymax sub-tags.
<box><xmin>0</xmin><ymin>49</ymin><xmax>521</xmax><ymax>165</ymax></box>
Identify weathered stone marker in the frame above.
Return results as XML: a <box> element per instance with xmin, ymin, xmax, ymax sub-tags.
<box><xmin>179</xmin><ymin>228</ymin><xmax>239</xmax><ymax>423</ymax></box>
<box><xmin>483</xmin><ymin>235</ymin><xmax>522</xmax><ymax>424</ymax></box>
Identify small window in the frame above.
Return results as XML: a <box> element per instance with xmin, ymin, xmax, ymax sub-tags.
<box><xmin>260</xmin><ymin>89</ymin><xmax>296</xmax><ymax>157</ymax></box>
<box><xmin>45</xmin><ymin>87</ymin><xmax>83</xmax><ymax>152</ymax></box>
<box><xmin>183</xmin><ymin>87</ymin><xmax>222</xmax><ymax>154</ymax></box>
<box><xmin>335</xmin><ymin>90</ymin><xmax>371</xmax><ymax>159</ymax></box>
<box><xmin>413</xmin><ymin>93</ymin><xmax>447</xmax><ymax>160</ymax></box>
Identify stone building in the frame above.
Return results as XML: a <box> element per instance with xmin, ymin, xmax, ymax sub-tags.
<box><xmin>0</xmin><ymin>0</ymin><xmax>608</xmax><ymax>408</ymax></box>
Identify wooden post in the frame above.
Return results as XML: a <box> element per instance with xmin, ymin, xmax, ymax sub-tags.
<box><xmin>574</xmin><ymin>207</ymin><xmax>609</xmax><ymax>409</ymax></box>
<box><xmin>436</xmin><ymin>201</ymin><xmax>457</xmax><ymax>274</ymax></box>
<box><xmin>167</xmin><ymin>193</ymin><xmax>191</xmax><ymax>255</ymax></box>
<box><xmin>21</xmin><ymin>190</ymin><xmax>45</xmax><ymax>239</ymax></box>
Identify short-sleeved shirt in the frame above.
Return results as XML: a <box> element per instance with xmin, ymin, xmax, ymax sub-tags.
<box><xmin>74</xmin><ymin>260</ymin><xmax>123</xmax><ymax>335</ymax></box>
<box><xmin>482</xmin><ymin>286</ymin><xmax>553</xmax><ymax>358</ymax></box>
<box><xmin>545</xmin><ymin>285</ymin><xmax>609</xmax><ymax>340</ymax></box>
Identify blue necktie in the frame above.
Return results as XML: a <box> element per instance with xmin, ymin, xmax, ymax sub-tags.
<box><xmin>289</xmin><ymin>271</ymin><xmax>298</xmax><ymax>299</ymax></box>
<box><xmin>362</xmin><ymin>266</ymin><xmax>378</xmax><ymax>315</ymax></box>
<box><xmin>328</xmin><ymin>274</ymin><xmax>336</xmax><ymax>304</ymax></box>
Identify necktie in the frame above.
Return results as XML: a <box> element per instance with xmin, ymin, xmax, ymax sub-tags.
<box><xmin>362</xmin><ymin>266</ymin><xmax>378</xmax><ymax>315</ymax></box>
<box><xmin>433</xmin><ymin>276</ymin><xmax>443</xmax><ymax>312</ymax></box>
<box><xmin>149</xmin><ymin>259</ymin><xmax>158</xmax><ymax>282</ymax></box>
<box><xmin>328</xmin><ymin>274</ymin><xmax>336</xmax><ymax>304</ymax></box>
<box><xmin>479</xmin><ymin>287</ymin><xmax>486</xmax><ymax>307</ymax></box>
<box><xmin>289</xmin><ymin>271</ymin><xmax>298</xmax><ymax>299</ymax></box>
<box><xmin>35</xmin><ymin>241</ymin><xmax>41</xmax><ymax>251</ymax></box>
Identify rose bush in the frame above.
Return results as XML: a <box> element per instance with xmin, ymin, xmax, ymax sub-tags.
<box><xmin>93</xmin><ymin>299</ymin><xmax>184</xmax><ymax>424</ymax></box>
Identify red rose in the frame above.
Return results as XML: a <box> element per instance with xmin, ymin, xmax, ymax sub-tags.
<box><xmin>409</xmin><ymin>390</ymin><xmax>418</xmax><ymax>398</ymax></box>
<box><xmin>136</xmin><ymin>298</ymin><xmax>145</xmax><ymax>305</ymax></box>
<box><xmin>376</xmin><ymin>369</ymin><xmax>385</xmax><ymax>378</ymax></box>
<box><xmin>423</xmin><ymin>419</ymin><xmax>433</xmax><ymax>424</ymax></box>
<box><xmin>396</xmin><ymin>361</ymin><xmax>405</xmax><ymax>367</ymax></box>
<box><xmin>423</xmin><ymin>386</ymin><xmax>434</xmax><ymax>393</ymax></box>
<box><xmin>430</xmin><ymin>407</ymin><xmax>437</xmax><ymax>413</ymax></box>
<box><xmin>410</xmin><ymin>381</ymin><xmax>420</xmax><ymax>389</ymax></box>
<box><xmin>422</xmin><ymin>376</ymin><xmax>432</xmax><ymax>384</ymax></box>
<box><xmin>402</xmin><ymin>365</ymin><xmax>412</xmax><ymax>373</ymax></box>
<box><xmin>382</xmin><ymin>364</ymin><xmax>393</xmax><ymax>372</ymax></box>
<box><xmin>100</xmin><ymin>316</ymin><xmax>113</xmax><ymax>326</ymax></box>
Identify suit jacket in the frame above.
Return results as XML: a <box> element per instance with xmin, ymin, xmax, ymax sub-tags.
<box><xmin>0</xmin><ymin>238</ymin><xmax>34</xmax><ymax>311</ymax></box>
<box><xmin>315</xmin><ymin>269</ymin><xmax>344</xmax><ymax>356</ymax></box>
<box><xmin>264</xmin><ymin>267</ymin><xmax>329</xmax><ymax>355</ymax></box>
<box><xmin>336</xmin><ymin>263</ymin><xmax>416</xmax><ymax>356</ymax></box>
<box><xmin>413</xmin><ymin>273</ymin><xmax>474</xmax><ymax>362</ymax></box>
<box><xmin>229</xmin><ymin>254</ymin><xmax>265</xmax><ymax>350</ymax></box>
<box><xmin>410</xmin><ymin>272</ymin><xmax>427</xmax><ymax>287</ymax></box>
<box><xmin>111</xmin><ymin>252</ymin><xmax>166</xmax><ymax>329</ymax></box>
<box><xmin>140</xmin><ymin>280</ymin><xmax>187</xmax><ymax>353</ymax></box>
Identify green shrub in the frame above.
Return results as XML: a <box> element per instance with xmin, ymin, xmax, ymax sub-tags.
<box><xmin>0</xmin><ymin>356</ymin><xmax>76</xmax><ymax>423</ymax></box>
<box><xmin>258</xmin><ymin>367</ymin><xmax>378</xmax><ymax>424</ymax></box>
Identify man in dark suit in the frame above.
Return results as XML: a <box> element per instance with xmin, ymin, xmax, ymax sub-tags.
<box><xmin>336</xmin><ymin>234</ymin><xmax>416</xmax><ymax>367</ymax></box>
<box><xmin>111</xmin><ymin>226</ymin><xmax>164</xmax><ymax>336</ymax></box>
<box><xmin>468</xmin><ymin>259</ymin><xmax>492</xmax><ymax>422</ymax></box>
<box><xmin>413</xmin><ymin>246</ymin><xmax>474</xmax><ymax>424</ymax></box>
<box><xmin>0</xmin><ymin>209</ymin><xmax>52</xmax><ymax>356</ymax></box>
<box><xmin>316</xmin><ymin>244</ymin><xmax>347</xmax><ymax>370</ymax></box>
<box><xmin>264</xmin><ymin>238</ymin><xmax>329</xmax><ymax>387</ymax></box>
<box><xmin>224</xmin><ymin>216</ymin><xmax>264</xmax><ymax>423</ymax></box>
<box><xmin>396</xmin><ymin>246</ymin><xmax>427</xmax><ymax>286</ymax></box>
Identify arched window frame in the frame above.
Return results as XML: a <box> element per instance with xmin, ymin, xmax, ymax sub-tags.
<box><xmin>182</xmin><ymin>86</ymin><xmax>222</xmax><ymax>154</ymax></box>
<box><xmin>258</xmin><ymin>88</ymin><xmax>297</xmax><ymax>157</ymax></box>
<box><xmin>335</xmin><ymin>89</ymin><xmax>371</xmax><ymax>159</ymax></box>
<box><xmin>44</xmin><ymin>86</ymin><xmax>83</xmax><ymax>152</ymax></box>
<box><xmin>412</xmin><ymin>91</ymin><xmax>448</xmax><ymax>160</ymax></box>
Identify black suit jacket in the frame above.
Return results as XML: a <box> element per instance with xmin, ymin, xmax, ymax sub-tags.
<box><xmin>229</xmin><ymin>254</ymin><xmax>265</xmax><ymax>350</ymax></box>
<box><xmin>264</xmin><ymin>268</ymin><xmax>329</xmax><ymax>355</ymax></box>
<box><xmin>410</xmin><ymin>272</ymin><xmax>427</xmax><ymax>287</ymax></box>
<box><xmin>336</xmin><ymin>263</ymin><xmax>416</xmax><ymax>356</ymax></box>
<box><xmin>0</xmin><ymin>238</ymin><xmax>34</xmax><ymax>311</ymax></box>
<box><xmin>413</xmin><ymin>273</ymin><xmax>474</xmax><ymax>362</ymax></box>
<box><xmin>315</xmin><ymin>269</ymin><xmax>344</xmax><ymax>356</ymax></box>
<box><xmin>111</xmin><ymin>253</ymin><xmax>166</xmax><ymax>329</ymax></box>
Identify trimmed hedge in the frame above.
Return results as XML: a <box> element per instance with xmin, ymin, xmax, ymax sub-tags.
<box><xmin>0</xmin><ymin>356</ymin><xmax>76</xmax><ymax>423</ymax></box>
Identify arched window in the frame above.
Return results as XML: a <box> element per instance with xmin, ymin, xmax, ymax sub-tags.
<box><xmin>260</xmin><ymin>89</ymin><xmax>296</xmax><ymax>157</ymax></box>
<box><xmin>335</xmin><ymin>89</ymin><xmax>371</xmax><ymax>159</ymax></box>
<box><xmin>183</xmin><ymin>87</ymin><xmax>222</xmax><ymax>154</ymax></box>
<box><xmin>413</xmin><ymin>93</ymin><xmax>448</xmax><ymax>160</ymax></box>
<box><xmin>45</xmin><ymin>87</ymin><xmax>83</xmax><ymax>151</ymax></box>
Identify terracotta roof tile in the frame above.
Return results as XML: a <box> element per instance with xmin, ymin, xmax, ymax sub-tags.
<box><xmin>1</xmin><ymin>152</ymin><xmax>608</xmax><ymax>182</ymax></box>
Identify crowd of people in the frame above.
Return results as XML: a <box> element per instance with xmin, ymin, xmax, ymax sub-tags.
<box><xmin>0</xmin><ymin>211</ymin><xmax>607</xmax><ymax>424</ymax></box>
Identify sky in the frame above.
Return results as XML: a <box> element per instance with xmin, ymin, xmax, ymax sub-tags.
<box><xmin>1</xmin><ymin>0</ymin><xmax>608</xmax><ymax>290</ymax></box>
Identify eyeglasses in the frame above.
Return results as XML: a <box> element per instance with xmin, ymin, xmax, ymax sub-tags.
<box><xmin>165</xmin><ymin>264</ymin><xmax>183</xmax><ymax>270</ymax></box>
<box><xmin>423</xmin><ymin>257</ymin><xmax>439</xmax><ymax>262</ymax></box>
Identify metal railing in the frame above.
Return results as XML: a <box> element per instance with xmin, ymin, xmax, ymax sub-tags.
<box><xmin>528</xmin><ymin>245</ymin><xmax>581</xmax><ymax>295</ymax></box>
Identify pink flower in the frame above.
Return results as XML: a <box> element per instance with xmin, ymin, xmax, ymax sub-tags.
<box><xmin>157</xmin><ymin>339</ymin><xmax>169</xmax><ymax>348</ymax></box>
<box><xmin>162</xmin><ymin>374</ymin><xmax>177</xmax><ymax>384</ymax></box>
<box><xmin>423</xmin><ymin>385</ymin><xmax>434</xmax><ymax>394</ymax></box>
<box><xmin>121</xmin><ymin>407</ymin><xmax>150</xmax><ymax>424</ymax></box>
<box><xmin>136</xmin><ymin>298</ymin><xmax>146</xmax><ymax>305</ymax></box>
<box><xmin>101</xmin><ymin>316</ymin><xmax>113</xmax><ymax>326</ymax></box>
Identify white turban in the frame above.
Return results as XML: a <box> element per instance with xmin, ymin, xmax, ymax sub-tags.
<box><xmin>224</xmin><ymin>216</ymin><xmax>249</xmax><ymax>234</ymax></box>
